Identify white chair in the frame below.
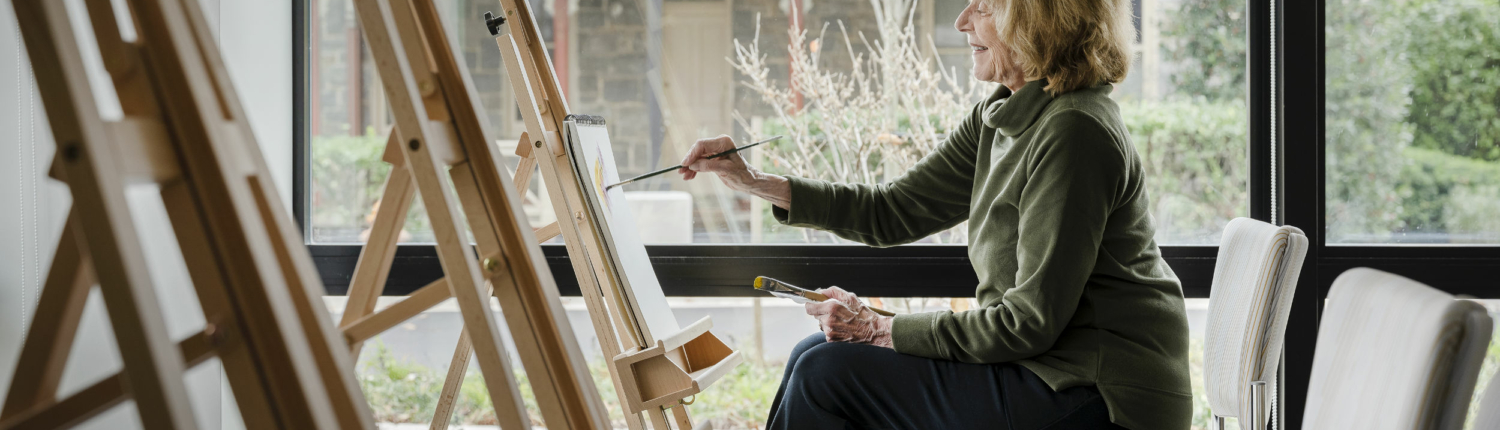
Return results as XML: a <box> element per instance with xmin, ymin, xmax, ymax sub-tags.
<box><xmin>1205</xmin><ymin>218</ymin><xmax>1309</xmax><ymax>430</ymax></box>
<box><xmin>1471</xmin><ymin>370</ymin><xmax>1500</xmax><ymax>429</ymax></box>
<box><xmin>1303</xmin><ymin>268</ymin><xmax>1492</xmax><ymax>430</ymax></box>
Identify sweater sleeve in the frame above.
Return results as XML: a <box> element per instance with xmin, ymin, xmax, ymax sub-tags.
<box><xmin>770</xmin><ymin>103</ymin><xmax>983</xmax><ymax>247</ymax></box>
<box><xmin>890</xmin><ymin>109</ymin><xmax>1127</xmax><ymax>363</ymax></box>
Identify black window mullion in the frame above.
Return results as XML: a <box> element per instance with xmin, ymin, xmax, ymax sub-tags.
<box><xmin>1249</xmin><ymin>0</ymin><xmax>1274</xmax><ymax>224</ymax></box>
<box><xmin>292</xmin><ymin>0</ymin><xmax>310</xmax><ymax>234</ymax></box>
<box><xmin>1279</xmin><ymin>0</ymin><xmax>1322</xmax><ymax>427</ymax></box>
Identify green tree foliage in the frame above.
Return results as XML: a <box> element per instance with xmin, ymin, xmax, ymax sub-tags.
<box><xmin>1397</xmin><ymin>147</ymin><xmax>1500</xmax><ymax>242</ymax></box>
<box><xmin>310</xmin><ymin>131</ymin><xmax>388</xmax><ymax>230</ymax></box>
<box><xmin>1160</xmin><ymin>0</ymin><xmax>1246</xmax><ymax>102</ymax></box>
<box><xmin>1148</xmin><ymin>0</ymin><xmax>1251</xmax><ymax>243</ymax></box>
<box><xmin>1122</xmin><ymin>99</ymin><xmax>1247</xmax><ymax>244</ymax></box>
<box><xmin>1324</xmin><ymin>0</ymin><xmax>1410</xmax><ymax>242</ymax></box>
<box><xmin>1324</xmin><ymin>0</ymin><xmax>1500</xmax><ymax>242</ymax></box>
<box><xmin>1403</xmin><ymin>0</ymin><xmax>1500</xmax><ymax>162</ymax></box>
<box><xmin>310</xmin><ymin>130</ymin><xmax>431</xmax><ymax>242</ymax></box>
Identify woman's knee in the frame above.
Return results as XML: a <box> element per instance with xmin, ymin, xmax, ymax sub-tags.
<box><xmin>785</xmin><ymin>333</ymin><xmax>828</xmax><ymax>365</ymax></box>
<box><xmin>777</xmin><ymin>333</ymin><xmax>831</xmax><ymax>389</ymax></box>
<box><xmin>788</xmin><ymin>341</ymin><xmax>870</xmax><ymax>385</ymax></box>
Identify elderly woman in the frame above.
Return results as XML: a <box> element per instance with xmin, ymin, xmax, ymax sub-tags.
<box><xmin>680</xmin><ymin>0</ymin><xmax>1190</xmax><ymax>428</ymax></box>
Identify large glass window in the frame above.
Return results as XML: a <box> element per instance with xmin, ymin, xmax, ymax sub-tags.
<box><xmin>1325</xmin><ymin>0</ymin><xmax>1500</xmax><ymax>244</ymax></box>
<box><xmin>1124</xmin><ymin>0</ymin><xmax>1250</xmax><ymax>244</ymax></box>
<box><xmin>308</xmin><ymin>0</ymin><xmax>1251</xmax><ymax>246</ymax></box>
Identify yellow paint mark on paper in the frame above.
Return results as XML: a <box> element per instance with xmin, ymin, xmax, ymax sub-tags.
<box><xmin>593</xmin><ymin>149</ymin><xmax>610</xmax><ymax>211</ymax></box>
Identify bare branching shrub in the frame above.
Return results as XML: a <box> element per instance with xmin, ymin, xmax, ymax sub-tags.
<box><xmin>731</xmin><ymin>0</ymin><xmax>994</xmax><ymax>243</ymax></box>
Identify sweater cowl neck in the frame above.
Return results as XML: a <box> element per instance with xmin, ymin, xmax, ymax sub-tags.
<box><xmin>983</xmin><ymin>79</ymin><xmax>1054</xmax><ymax>137</ymax></box>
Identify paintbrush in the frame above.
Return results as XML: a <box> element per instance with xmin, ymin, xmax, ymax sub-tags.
<box><xmin>753</xmin><ymin>276</ymin><xmax>896</xmax><ymax>317</ymax></box>
<box><xmin>603</xmin><ymin>135</ymin><xmax>784</xmax><ymax>191</ymax></box>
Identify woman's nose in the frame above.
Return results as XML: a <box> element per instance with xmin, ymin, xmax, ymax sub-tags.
<box><xmin>954</xmin><ymin>4</ymin><xmax>972</xmax><ymax>32</ymax></box>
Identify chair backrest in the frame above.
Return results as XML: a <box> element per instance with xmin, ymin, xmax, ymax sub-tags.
<box><xmin>1303</xmin><ymin>268</ymin><xmax>1493</xmax><ymax>430</ymax></box>
<box><xmin>1472</xmin><ymin>370</ymin><xmax>1500</xmax><ymax>429</ymax></box>
<box><xmin>1204</xmin><ymin>218</ymin><xmax>1309</xmax><ymax>425</ymax></box>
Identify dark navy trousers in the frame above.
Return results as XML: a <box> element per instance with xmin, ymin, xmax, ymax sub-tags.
<box><xmin>766</xmin><ymin>334</ymin><xmax>1127</xmax><ymax>430</ymax></box>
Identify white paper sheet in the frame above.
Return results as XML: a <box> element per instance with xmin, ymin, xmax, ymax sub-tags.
<box><xmin>564</xmin><ymin>119</ymin><xmax>682</xmax><ymax>343</ymax></box>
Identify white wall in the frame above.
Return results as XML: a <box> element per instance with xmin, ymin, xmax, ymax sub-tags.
<box><xmin>0</xmin><ymin>0</ymin><xmax>291</xmax><ymax>428</ymax></box>
<box><xmin>222</xmin><ymin>0</ymin><xmax>294</xmax><ymax>206</ymax></box>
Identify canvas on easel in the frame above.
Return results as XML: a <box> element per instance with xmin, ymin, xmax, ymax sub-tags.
<box><xmin>563</xmin><ymin>116</ymin><xmax>681</xmax><ymax>342</ymax></box>
<box><xmin>1</xmin><ymin>0</ymin><xmax>373</xmax><ymax>428</ymax></box>
<box><xmin>560</xmin><ymin>115</ymin><xmax>743</xmax><ymax>425</ymax></box>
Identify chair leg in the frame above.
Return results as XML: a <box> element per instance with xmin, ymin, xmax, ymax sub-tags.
<box><xmin>1214</xmin><ymin>414</ymin><xmax>1226</xmax><ymax>430</ymax></box>
<box><xmin>1277</xmin><ymin>351</ymin><xmax>1285</xmax><ymax>430</ymax></box>
<box><xmin>1250</xmin><ymin>381</ymin><xmax>1267</xmax><ymax>430</ymax></box>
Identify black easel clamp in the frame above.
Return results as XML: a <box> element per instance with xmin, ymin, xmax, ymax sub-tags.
<box><xmin>484</xmin><ymin>11</ymin><xmax>506</xmax><ymax>36</ymax></box>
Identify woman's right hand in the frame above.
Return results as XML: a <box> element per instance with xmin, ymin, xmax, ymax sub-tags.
<box><xmin>678</xmin><ymin>135</ymin><xmax>752</xmax><ymax>185</ymax></box>
<box><xmin>679</xmin><ymin>135</ymin><xmax>793</xmax><ymax>209</ymax></box>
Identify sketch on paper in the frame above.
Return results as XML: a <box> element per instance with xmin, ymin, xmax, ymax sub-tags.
<box><xmin>592</xmin><ymin>146</ymin><xmax>613</xmax><ymax>212</ymax></box>
<box><xmin>565</xmin><ymin>119</ymin><xmax>681</xmax><ymax>343</ymax></box>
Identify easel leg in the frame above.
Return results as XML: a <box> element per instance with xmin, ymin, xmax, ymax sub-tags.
<box><xmin>160</xmin><ymin>180</ymin><xmax>282</xmax><ymax>428</ymax></box>
<box><xmin>648</xmin><ymin>407</ymin><xmax>672</xmax><ymax>430</ymax></box>
<box><xmin>492</xmin><ymin>24</ymin><xmax>656</xmax><ymax>430</ymax></box>
<box><xmin>349</xmin><ymin>0</ymin><xmax>534</xmax><ymax>423</ymax></box>
<box><xmin>670</xmin><ymin>405</ymin><xmax>694</xmax><ymax>430</ymax></box>
<box><xmin>58</xmin><ymin>158</ymin><xmax>196</xmax><ymax>430</ymax></box>
<box><xmin>0</xmin><ymin>212</ymin><xmax>91</xmax><ymax>420</ymax></box>
<box><xmin>427</xmin><ymin>184</ymin><xmax>530</xmax><ymax>430</ymax></box>
<box><xmin>428</xmin><ymin>152</ymin><xmax>542</xmax><ymax>429</ymax></box>
<box><xmin>342</xmin><ymin>135</ymin><xmax>417</xmax><ymax>357</ymax></box>
<box><xmin>513</xmin><ymin>150</ymin><xmax>537</xmax><ymax>194</ymax></box>
<box><xmin>430</xmin><ymin>328</ymin><xmax>476</xmax><ymax>430</ymax></box>
<box><xmin>511</xmin><ymin>156</ymin><xmax>561</xmax><ymax>241</ymax></box>
<box><xmin>249</xmin><ymin>175</ymin><xmax>377</xmax><ymax>429</ymax></box>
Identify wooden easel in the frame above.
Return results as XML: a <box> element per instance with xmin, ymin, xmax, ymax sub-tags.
<box><xmin>1</xmin><ymin>0</ymin><xmax>373</xmax><ymax>429</ymax></box>
<box><xmin>483</xmin><ymin>1</ymin><xmax>744</xmax><ymax>429</ymax></box>
<box><xmin>336</xmin><ymin>0</ymin><xmax>611</xmax><ymax>429</ymax></box>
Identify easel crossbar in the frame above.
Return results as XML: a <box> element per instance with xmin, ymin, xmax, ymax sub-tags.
<box><xmin>0</xmin><ymin>331</ymin><xmax>217</xmax><ymax>430</ymax></box>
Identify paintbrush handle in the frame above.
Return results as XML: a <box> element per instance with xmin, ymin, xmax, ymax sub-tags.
<box><xmin>608</xmin><ymin>164</ymin><xmax>683</xmax><ymax>189</ymax></box>
<box><xmin>605</xmin><ymin>135</ymin><xmax>783</xmax><ymax>190</ymax></box>
<box><xmin>801</xmin><ymin>291</ymin><xmax>897</xmax><ymax>317</ymax></box>
<box><xmin>699</xmin><ymin>135</ymin><xmax>779</xmax><ymax>160</ymax></box>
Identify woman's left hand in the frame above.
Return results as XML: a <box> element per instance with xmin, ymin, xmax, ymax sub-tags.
<box><xmin>806</xmin><ymin>287</ymin><xmax>894</xmax><ymax>349</ymax></box>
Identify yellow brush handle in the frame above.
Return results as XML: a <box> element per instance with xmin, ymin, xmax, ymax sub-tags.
<box><xmin>755</xmin><ymin>276</ymin><xmax>896</xmax><ymax>316</ymax></box>
<box><xmin>800</xmin><ymin>291</ymin><xmax>896</xmax><ymax>317</ymax></box>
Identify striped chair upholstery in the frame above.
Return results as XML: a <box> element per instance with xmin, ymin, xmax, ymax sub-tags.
<box><xmin>1204</xmin><ymin>218</ymin><xmax>1308</xmax><ymax>430</ymax></box>
<box><xmin>1303</xmin><ymin>268</ymin><xmax>1492</xmax><ymax>430</ymax></box>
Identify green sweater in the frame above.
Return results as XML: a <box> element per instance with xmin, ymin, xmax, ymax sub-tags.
<box><xmin>773</xmin><ymin>81</ymin><xmax>1192</xmax><ymax>430</ymax></box>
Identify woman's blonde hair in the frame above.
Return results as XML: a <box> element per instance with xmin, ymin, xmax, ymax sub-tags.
<box><xmin>992</xmin><ymin>0</ymin><xmax>1134</xmax><ymax>96</ymax></box>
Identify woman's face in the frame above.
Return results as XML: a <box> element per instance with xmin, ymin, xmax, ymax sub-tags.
<box><xmin>955</xmin><ymin>0</ymin><xmax>1021</xmax><ymax>87</ymax></box>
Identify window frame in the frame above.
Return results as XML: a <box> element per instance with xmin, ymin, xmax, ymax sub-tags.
<box><xmin>307</xmin><ymin>244</ymin><xmax>1224</xmax><ymax>298</ymax></box>
<box><xmin>292</xmin><ymin>0</ymin><xmax>1500</xmax><ymax>427</ymax></box>
<box><xmin>1277</xmin><ymin>0</ymin><xmax>1500</xmax><ymax>425</ymax></box>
